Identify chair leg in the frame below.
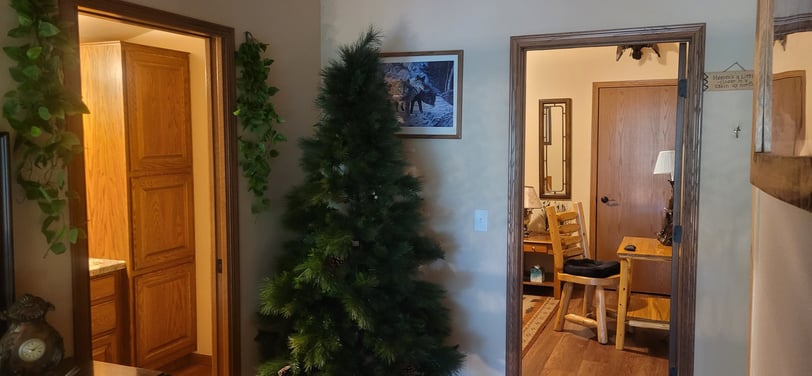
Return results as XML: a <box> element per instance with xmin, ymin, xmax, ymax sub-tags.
<box><xmin>583</xmin><ymin>285</ymin><xmax>595</xmax><ymax>317</ymax></box>
<box><xmin>596</xmin><ymin>286</ymin><xmax>608</xmax><ymax>344</ymax></box>
<box><xmin>554</xmin><ymin>282</ymin><xmax>573</xmax><ymax>331</ymax></box>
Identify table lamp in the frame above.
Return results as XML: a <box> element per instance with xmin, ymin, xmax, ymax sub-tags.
<box><xmin>523</xmin><ymin>186</ymin><xmax>543</xmax><ymax>237</ymax></box>
<box><xmin>653</xmin><ymin>150</ymin><xmax>674</xmax><ymax>245</ymax></box>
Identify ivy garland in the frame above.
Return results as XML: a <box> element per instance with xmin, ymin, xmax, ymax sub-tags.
<box><xmin>3</xmin><ymin>0</ymin><xmax>89</xmax><ymax>255</ymax></box>
<box><xmin>234</xmin><ymin>32</ymin><xmax>285</xmax><ymax>213</ymax></box>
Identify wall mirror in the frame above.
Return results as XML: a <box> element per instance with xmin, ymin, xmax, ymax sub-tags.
<box><xmin>538</xmin><ymin>98</ymin><xmax>572</xmax><ymax>199</ymax></box>
<box><xmin>752</xmin><ymin>0</ymin><xmax>812</xmax><ymax>211</ymax></box>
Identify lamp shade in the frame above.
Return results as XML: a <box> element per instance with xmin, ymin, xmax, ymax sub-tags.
<box><xmin>653</xmin><ymin>150</ymin><xmax>675</xmax><ymax>180</ymax></box>
<box><xmin>523</xmin><ymin>186</ymin><xmax>543</xmax><ymax>209</ymax></box>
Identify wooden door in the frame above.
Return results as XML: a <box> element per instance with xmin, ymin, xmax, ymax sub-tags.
<box><xmin>771</xmin><ymin>70</ymin><xmax>805</xmax><ymax>156</ymax></box>
<box><xmin>592</xmin><ymin>80</ymin><xmax>676</xmax><ymax>295</ymax></box>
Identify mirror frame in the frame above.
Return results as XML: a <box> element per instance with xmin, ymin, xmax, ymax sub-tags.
<box><xmin>752</xmin><ymin>0</ymin><xmax>812</xmax><ymax>212</ymax></box>
<box><xmin>538</xmin><ymin>98</ymin><xmax>572</xmax><ymax>199</ymax></box>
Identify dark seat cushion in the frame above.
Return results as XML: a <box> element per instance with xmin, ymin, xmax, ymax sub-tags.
<box><xmin>563</xmin><ymin>258</ymin><xmax>620</xmax><ymax>278</ymax></box>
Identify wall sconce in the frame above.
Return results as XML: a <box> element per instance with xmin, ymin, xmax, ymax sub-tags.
<box><xmin>523</xmin><ymin>186</ymin><xmax>543</xmax><ymax>237</ymax></box>
<box><xmin>653</xmin><ymin>150</ymin><xmax>675</xmax><ymax>245</ymax></box>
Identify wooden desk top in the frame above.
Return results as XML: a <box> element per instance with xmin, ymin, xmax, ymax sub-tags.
<box><xmin>616</xmin><ymin>236</ymin><xmax>671</xmax><ymax>261</ymax></box>
<box><xmin>523</xmin><ymin>232</ymin><xmax>552</xmax><ymax>244</ymax></box>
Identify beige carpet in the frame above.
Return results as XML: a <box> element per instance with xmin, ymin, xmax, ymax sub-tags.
<box><xmin>522</xmin><ymin>294</ymin><xmax>559</xmax><ymax>356</ymax></box>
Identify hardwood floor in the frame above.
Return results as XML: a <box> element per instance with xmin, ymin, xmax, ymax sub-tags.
<box><xmin>158</xmin><ymin>354</ymin><xmax>212</xmax><ymax>376</ymax></box>
<box><xmin>522</xmin><ymin>289</ymin><xmax>669</xmax><ymax>376</ymax></box>
<box><xmin>165</xmin><ymin>363</ymin><xmax>211</xmax><ymax>376</ymax></box>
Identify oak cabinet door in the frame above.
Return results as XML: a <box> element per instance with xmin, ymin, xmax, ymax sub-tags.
<box><xmin>130</xmin><ymin>174</ymin><xmax>196</xmax><ymax>271</ymax></box>
<box><xmin>123</xmin><ymin>43</ymin><xmax>192</xmax><ymax>173</ymax></box>
<box><xmin>133</xmin><ymin>262</ymin><xmax>196</xmax><ymax>369</ymax></box>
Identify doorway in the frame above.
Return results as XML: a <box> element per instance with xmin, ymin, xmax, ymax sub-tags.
<box><xmin>63</xmin><ymin>0</ymin><xmax>240</xmax><ymax>375</ymax></box>
<box><xmin>507</xmin><ymin>24</ymin><xmax>705</xmax><ymax>376</ymax></box>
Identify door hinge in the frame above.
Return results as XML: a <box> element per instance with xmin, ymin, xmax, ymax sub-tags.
<box><xmin>673</xmin><ymin>225</ymin><xmax>683</xmax><ymax>244</ymax></box>
<box><xmin>216</xmin><ymin>259</ymin><xmax>223</xmax><ymax>273</ymax></box>
<box><xmin>678</xmin><ymin>79</ymin><xmax>688</xmax><ymax>98</ymax></box>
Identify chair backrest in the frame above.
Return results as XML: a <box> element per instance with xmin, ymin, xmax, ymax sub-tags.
<box><xmin>545</xmin><ymin>202</ymin><xmax>590</xmax><ymax>276</ymax></box>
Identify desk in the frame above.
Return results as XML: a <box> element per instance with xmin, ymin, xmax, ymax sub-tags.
<box><xmin>615</xmin><ymin>236</ymin><xmax>671</xmax><ymax>350</ymax></box>
<box><xmin>522</xmin><ymin>233</ymin><xmax>559</xmax><ymax>298</ymax></box>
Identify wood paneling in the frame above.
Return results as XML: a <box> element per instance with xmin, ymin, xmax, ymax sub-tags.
<box><xmin>133</xmin><ymin>262</ymin><xmax>197</xmax><ymax>369</ymax></box>
<box><xmin>81</xmin><ymin>42</ymin><xmax>131</xmax><ymax>263</ymax></box>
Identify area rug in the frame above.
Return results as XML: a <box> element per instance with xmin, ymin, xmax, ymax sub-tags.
<box><xmin>522</xmin><ymin>294</ymin><xmax>559</xmax><ymax>356</ymax></box>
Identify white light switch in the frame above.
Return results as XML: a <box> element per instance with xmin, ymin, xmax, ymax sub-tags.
<box><xmin>474</xmin><ymin>209</ymin><xmax>488</xmax><ymax>232</ymax></box>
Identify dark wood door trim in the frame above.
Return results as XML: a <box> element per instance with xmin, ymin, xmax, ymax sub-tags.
<box><xmin>508</xmin><ymin>24</ymin><xmax>705</xmax><ymax>376</ymax></box>
<box><xmin>61</xmin><ymin>0</ymin><xmax>239</xmax><ymax>374</ymax></box>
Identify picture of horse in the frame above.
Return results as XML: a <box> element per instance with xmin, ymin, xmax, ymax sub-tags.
<box><xmin>380</xmin><ymin>50</ymin><xmax>463</xmax><ymax>138</ymax></box>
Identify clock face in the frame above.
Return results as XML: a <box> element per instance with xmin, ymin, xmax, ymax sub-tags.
<box><xmin>17</xmin><ymin>338</ymin><xmax>46</xmax><ymax>362</ymax></box>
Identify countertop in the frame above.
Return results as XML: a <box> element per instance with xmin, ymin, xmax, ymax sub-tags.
<box><xmin>88</xmin><ymin>257</ymin><xmax>126</xmax><ymax>277</ymax></box>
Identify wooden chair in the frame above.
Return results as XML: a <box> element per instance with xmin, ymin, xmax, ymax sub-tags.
<box><xmin>546</xmin><ymin>202</ymin><xmax>620</xmax><ymax>344</ymax></box>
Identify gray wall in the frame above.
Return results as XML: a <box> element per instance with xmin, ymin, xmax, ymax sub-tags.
<box><xmin>2</xmin><ymin>0</ymin><xmax>775</xmax><ymax>374</ymax></box>
<box><xmin>322</xmin><ymin>0</ymin><xmax>755</xmax><ymax>375</ymax></box>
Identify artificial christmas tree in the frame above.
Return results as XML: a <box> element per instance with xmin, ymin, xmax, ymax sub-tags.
<box><xmin>256</xmin><ymin>29</ymin><xmax>464</xmax><ymax>376</ymax></box>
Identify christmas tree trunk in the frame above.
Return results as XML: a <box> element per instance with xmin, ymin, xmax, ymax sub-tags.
<box><xmin>256</xmin><ymin>28</ymin><xmax>464</xmax><ymax>376</ymax></box>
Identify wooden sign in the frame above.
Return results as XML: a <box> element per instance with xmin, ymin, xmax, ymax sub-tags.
<box><xmin>705</xmin><ymin>70</ymin><xmax>754</xmax><ymax>91</ymax></box>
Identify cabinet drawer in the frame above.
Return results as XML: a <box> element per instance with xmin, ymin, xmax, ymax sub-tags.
<box><xmin>92</xmin><ymin>331</ymin><xmax>118</xmax><ymax>362</ymax></box>
<box><xmin>91</xmin><ymin>300</ymin><xmax>118</xmax><ymax>336</ymax></box>
<box><xmin>90</xmin><ymin>274</ymin><xmax>116</xmax><ymax>303</ymax></box>
<box><xmin>523</xmin><ymin>243</ymin><xmax>549</xmax><ymax>253</ymax></box>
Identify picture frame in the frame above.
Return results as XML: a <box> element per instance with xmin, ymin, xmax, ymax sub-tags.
<box><xmin>379</xmin><ymin>50</ymin><xmax>463</xmax><ymax>139</ymax></box>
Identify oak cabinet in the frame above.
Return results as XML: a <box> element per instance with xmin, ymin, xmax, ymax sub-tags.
<box><xmin>81</xmin><ymin>41</ymin><xmax>196</xmax><ymax>369</ymax></box>
<box><xmin>90</xmin><ymin>270</ymin><xmax>128</xmax><ymax>364</ymax></box>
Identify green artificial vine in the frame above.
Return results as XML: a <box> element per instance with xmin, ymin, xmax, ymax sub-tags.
<box><xmin>234</xmin><ymin>32</ymin><xmax>285</xmax><ymax>213</ymax></box>
<box><xmin>3</xmin><ymin>0</ymin><xmax>89</xmax><ymax>255</ymax></box>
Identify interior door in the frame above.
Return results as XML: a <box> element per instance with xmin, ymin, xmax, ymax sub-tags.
<box><xmin>771</xmin><ymin>70</ymin><xmax>805</xmax><ymax>156</ymax></box>
<box><xmin>592</xmin><ymin>80</ymin><xmax>676</xmax><ymax>295</ymax></box>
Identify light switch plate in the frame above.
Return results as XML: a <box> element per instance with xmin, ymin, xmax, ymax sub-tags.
<box><xmin>474</xmin><ymin>209</ymin><xmax>488</xmax><ymax>232</ymax></box>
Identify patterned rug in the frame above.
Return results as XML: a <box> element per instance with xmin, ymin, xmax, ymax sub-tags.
<box><xmin>522</xmin><ymin>294</ymin><xmax>559</xmax><ymax>356</ymax></box>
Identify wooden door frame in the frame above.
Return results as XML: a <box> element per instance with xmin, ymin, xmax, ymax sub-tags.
<box><xmin>61</xmin><ymin>0</ymin><xmax>240</xmax><ymax>374</ymax></box>
<box><xmin>507</xmin><ymin>24</ymin><xmax>705</xmax><ymax>376</ymax></box>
